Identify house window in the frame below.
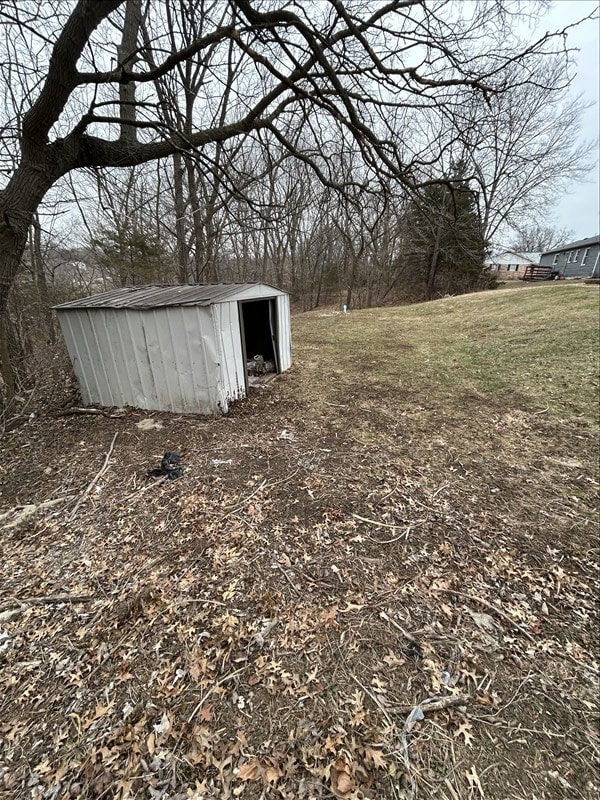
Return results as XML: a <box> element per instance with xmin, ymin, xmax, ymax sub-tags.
<box><xmin>552</xmin><ymin>253</ymin><xmax>558</xmax><ymax>266</ymax></box>
<box><xmin>573</xmin><ymin>250</ymin><xmax>580</xmax><ymax>262</ymax></box>
<box><xmin>582</xmin><ymin>248</ymin><xmax>590</xmax><ymax>265</ymax></box>
<box><xmin>515</xmin><ymin>265</ymin><xmax>519</xmax><ymax>271</ymax></box>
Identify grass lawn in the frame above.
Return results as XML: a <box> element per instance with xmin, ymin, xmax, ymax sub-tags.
<box><xmin>1</xmin><ymin>283</ymin><xmax>598</xmax><ymax>799</ymax></box>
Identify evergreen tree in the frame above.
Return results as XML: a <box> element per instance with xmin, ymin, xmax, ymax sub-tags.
<box><xmin>90</xmin><ymin>223</ymin><xmax>168</xmax><ymax>287</ymax></box>
<box><xmin>404</xmin><ymin>164</ymin><xmax>488</xmax><ymax>299</ymax></box>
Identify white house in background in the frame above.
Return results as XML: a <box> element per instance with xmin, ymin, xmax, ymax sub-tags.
<box><xmin>53</xmin><ymin>283</ymin><xmax>292</xmax><ymax>415</ymax></box>
<box><xmin>486</xmin><ymin>251</ymin><xmax>541</xmax><ymax>280</ymax></box>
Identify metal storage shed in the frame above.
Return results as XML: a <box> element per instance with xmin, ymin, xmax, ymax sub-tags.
<box><xmin>53</xmin><ymin>283</ymin><xmax>292</xmax><ymax>415</ymax></box>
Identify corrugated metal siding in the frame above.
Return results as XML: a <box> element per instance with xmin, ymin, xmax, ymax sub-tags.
<box><xmin>276</xmin><ymin>294</ymin><xmax>292</xmax><ymax>371</ymax></box>
<box><xmin>140</xmin><ymin>306</ymin><xmax>220</xmax><ymax>413</ymax></box>
<box><xmin>58</xmin><ymin>309</ymin><xmax>131</xmax><ymax>407</ymax></box>
<box><xmin>58</xmin><ymin>311</ymin><xmax>92</xmax><ymax>405</ymax></box>
<box><xmin>212</xmin><ymin>301</ymin><xmax>246</xmax><ymax>412</ymax></box>
<box><xmin>57</xmin><ymin>306</ymin><xmax>222</xmax><ymax>414</ymax></box>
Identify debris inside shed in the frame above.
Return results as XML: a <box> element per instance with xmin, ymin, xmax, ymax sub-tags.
<box><xmin>246</xmin><ymin>354</ymin><xmax>276</xmax><ymax>376</ymax></box>
<box><xmin>248</xmin><ymin>372</ymin><xmax>278</xmax><ymax>389</ymax></box>
<box><xmin>247</xmin><ymin>353</ymin><xmax>277</xmax><ymax>388</ymax></box>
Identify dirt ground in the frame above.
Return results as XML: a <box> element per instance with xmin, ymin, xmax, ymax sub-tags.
<box><xmin>1</xmin><ymin>290</ymin><xmax>599</xmax><ymax>800</ymax></box>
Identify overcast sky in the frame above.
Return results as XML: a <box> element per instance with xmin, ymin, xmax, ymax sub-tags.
<box><xmin>536</xmin><ymin>1</ymin><xmax>599</xmax><ymax>240</ymax></box>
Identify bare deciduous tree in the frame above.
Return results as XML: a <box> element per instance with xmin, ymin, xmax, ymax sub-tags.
<box><xmin>508</xmin><ymin>223</ymin><xmax>576</xmax><ymax>253</ymax></box>
<box><xmin>464</xmin><ymin>57</ymin><xmax>596</xmax><ymax>243</ymax></box>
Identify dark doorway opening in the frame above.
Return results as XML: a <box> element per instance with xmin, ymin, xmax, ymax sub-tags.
<box><xmin>239</xmin><ymin>299</ymin><xmax>279</xmax><ymax>386</ymax></box>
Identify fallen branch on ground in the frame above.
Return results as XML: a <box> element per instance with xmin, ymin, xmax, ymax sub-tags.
<box><xmin>69</xmin><ymin>431</ymin><xmax>118</xmax><ymax>519</ymax></box>
<box><xmin>49</xmin><ymin>407</ymin><xmax>125</xmax><ymax>418</ymax></box>
<box><xmin>1</xmin><ymin>594</ymin><xmax>97</xmax><ymax>611</ymax></box>
<box><xmin>352</xmin><ymin>512</ymin><xmax>409</xmax><ymax>529</ymax></box>
<box><xmin>0</xmin><ymin>496</ymin><xmax>75</xmax><ymax>530</ymax></box>
<box><xmin>398</xmin><ymin>693</ymin><xmax>472</xmax><ymax>799</ymax></box>
<box><xmin>419</xmin><ymin>694</ymin><xmax>471</xmax><ymax>713</ymax></box>
<box><xmin>438</xmin><ymin>588</ymin><xmax>536</xmax><ymax>643</ymax></box>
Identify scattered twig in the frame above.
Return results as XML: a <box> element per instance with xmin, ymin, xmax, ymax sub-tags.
<box><xmin>49</xmin><ymin>407</ymin><xmax>116</xmax><ymax>417</ymax></box>
<box><xmin>121</xmin><ymin>475</ymin><xmax>168</xmax><ymax>504</ymax></box>
<box><xmin>489</xmin><ymin>672</ymin><xmax>532</xmax><ymax>716</ymax></box>
<box><xmin>222</xmin><ymin>478</ymin><xmax>267</xmax><ymax>515</ymax></box>
<box><xmin>187</xmin><ymin>666</ymin><xmax>248</xmax><ymax>724</ymax></box>
<box><xmin>444</xmin><ymin>777</ymin><xmax>462</xmax><ymax>800</ymax></box>
<box><xmin>438</xmin><ymin>589</ymin><xmax>536</xmax><ymax>643</ymax></box>
<box><xmin>366</xmin><ymin>529</ymin><xmax>411</xmax><ymax>544</ymax></box>
<box><xmin>1</xmin><ymin>594</ymin><xmax>97</xmax><ymax>610</ymax></box>
<box><xmin>0</xmin><ymin>496</ymin><xmax>75</xmax><ymax>530</ymax></box>
<box><xmin>419</xmin><ymin>694</ymin><xmax>471</xmax><ymax>714</ymax></box>
<box><xmin>379</xmin><ymin>610</ymin><xmax>419</xmax><ymax>643</ymax></box>
<box><xmin>69</xmin><ymin>431</ymin><xmax>118</xmax><ymax>519</ymax></box>
<box><xmin>275</xmin><ymin>563</ymin><xmax>302</xmax><ymax>596</ymax></box>
<box><xmin>400</xmin><ymin>705</ymin><xmax>422</xmax><ymax>800</ymax></box>
<box><xmin>269</xmin><ymin>464</ymin><xmax>303</xmax><ymax>488</ymax></box>
<box><xmin>399</xmin><ymin>694</ymin><xmax>471</xmax><ymax>799</ymax></box>
<box><xmin>347</xmin><ymin>668</ymin><xmax>394</xmax><ymax>726</ymax></box>
<box><xmin>352</xmin><ymin>512</ymin><xmax>410</xmax><ymax>529</ymax></box>
<box><xmin>562</xmin><ymin>652</ymin><xmax>600</xmax><ymax>675</ymax></box>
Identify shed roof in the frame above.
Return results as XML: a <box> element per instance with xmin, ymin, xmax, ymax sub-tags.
<box><xmin>53</xmin><ymin>283</ymin><xmax>285</xmax><ymax>310</ymax></box>
<box><xmin>542</xmin><ymin>235</ymin><xmax>599</xmax><ymax>255</ymax></box>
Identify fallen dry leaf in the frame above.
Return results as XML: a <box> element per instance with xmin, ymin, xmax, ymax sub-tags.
<box><xmin>454</xmin><ymin>720</ymin><xmax>474</xmax><ymax>746</ymax></box>
<box><xmin>330</xmin><ymin>757</ymin><xmax>355</xmax><ymax>797</ymax></box>
<box><xmin>238</xmin><ymin>758</ymin><xmax>261</xmax><ymax>781</ymax></box>
<box><xmin>365</xmin><ymin>746</ymin><xmax>388</xmax><ymax>770</ymax></box>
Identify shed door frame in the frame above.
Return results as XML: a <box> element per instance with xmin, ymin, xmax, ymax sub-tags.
<box><xmin>238</xmin><ymin>298</ymin><xmax>280</xmax><ymax>386</ymax></box>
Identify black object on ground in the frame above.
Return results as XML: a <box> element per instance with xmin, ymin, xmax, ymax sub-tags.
<box><xmin>147</xmin><ymin>451</ymin><xmax>183</xmax><ymax>480</ymax></box>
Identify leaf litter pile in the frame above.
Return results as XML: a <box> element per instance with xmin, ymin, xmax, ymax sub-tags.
<box><xmin>1</xmin><ymin>286</ymin><xmax>598</xmax><ymax>799</ymax></box>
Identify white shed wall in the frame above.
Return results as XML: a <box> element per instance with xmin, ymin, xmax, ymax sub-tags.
<box><xmin>211</xmin><ymin>301</ymin><xmax>246</xmax><ymax>413</ymax></box>
<box><xmin>276</xmin><ymin>294</ymin><xmax>292</xmax><ymax>371</ymax></box>
<box><xmin>141</xmin><ymin>306</ymin><xmax>220</xmax><ymax>413</ymax></box>
<box><xmin>58</xmin><ymin>308</ymin><xmax>154</xmax><ymax>408</ymax></box>
<box><xmin>58</xmin><ymin>305</ymin><xmax>222</xmax><ymax>414</ymax></box>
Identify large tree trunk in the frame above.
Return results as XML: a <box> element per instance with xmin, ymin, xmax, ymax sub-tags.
<box><xmin>116</xmin><ymin>0</ymin><xmax>141</xmax><ymax>145</ymax></box>
<box><xmin>0</xmin><ymin>162</ymin><xmax>57</xmax><ymax>395</ymax></box>
<box><xmin>0</xmin><ymin>229</ymin><xmax>31</xmax><ymax>398</ymax></box>
<box><xmin>185</xmin><ymin>160</ymin><xmax>205</xmax><ymax>282</ymax></box>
